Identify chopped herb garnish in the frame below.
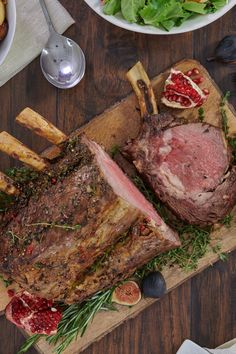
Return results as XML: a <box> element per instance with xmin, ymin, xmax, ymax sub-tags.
<box><xmin>211</xmin><ymin>244</ymin><xmax>228</xmax><ymax>262</ymax></box>
<box><xmin>26</xmin><ymin>222</ymin><xmax>81</xmax><ymax>231</ymax></box>
<box><xmin>110</xmin><ymin>145</ymin><xmax>120</xmax><ymax>159</ymax></box>
<box><xmin>6</xmin><ymin>230</ymin><xmax>24</xmax><ymax>244</ymax></box>
<box><xmin>6</xmin><ymin>167</ymin><xmax>39</xmax><ymax>184</ymax></box>
<box><xmin>0</xmin><ymin>274</ymin><xmax>13</xmax><ymax>288</ymax></box>
<box><xmin>198</xmin><ymin>107</ymin><xmax>205</xmax><ymax>122</ymax></box>
<box><xmin>228</xmin><ymin>136</ymin><xmax>236</xmax><ymax>164</ymax></box>
<box><xmin>34</xmin><ymin>262</ymin><xmax>44</xmax><ymax>269</ymax></box>
<box><xmin>220</xmin><ymin>91</ymin><xmax>231</xmax><ymax>107</ymax></box>
<box><xmin>221</xmin><ymin>214</ymin><xmax>233</xmax><ymax>228</ymax></box>
<box><xmin>0</xmin><ymin>192</ymin><xmax>14</xmax><ymax>213</ymax></box>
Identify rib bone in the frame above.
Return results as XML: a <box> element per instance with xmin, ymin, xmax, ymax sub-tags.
<box><xmin>0</xmin><ymin>132</ymin><xmax>47</xmax><ymax>171</ymax></box>
<box><xmin>16</xmin><ymin>108</ymin><xmax>67</xmax><ymax>145</ymax></box>
<box><xmin>126</xmin><ymin>61</ymin><xmax>158</xmax><ymax>118</ymax></box>
<box><xmin>0</xmin><ymin>171</ymin><xmax>19</xmax><ymax>195</ymax></box>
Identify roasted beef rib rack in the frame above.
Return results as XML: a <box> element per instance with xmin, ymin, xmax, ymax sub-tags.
<box><xmin>123</xmin><ymin>62</ymin><xmax>236</xmax><ymax>227</ymax></box>
<box><xmin>0</xmin><ymin>107</ymin><xmax>180</xmax><ymax>303</ymax></box>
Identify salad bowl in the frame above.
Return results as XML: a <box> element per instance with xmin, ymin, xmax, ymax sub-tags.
<box><xmin>0</xmin><ymin>0</ymin><xmax>16</xmax><ymax>66</ymax></box>
<box><xmin>84</xmin><ymin>0</ymin><xmax>236</xmax><ymax>35</ymax></box>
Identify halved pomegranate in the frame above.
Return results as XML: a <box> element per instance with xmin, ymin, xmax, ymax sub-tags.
<box><xmin>161</xmin><ymin>69</ymin><xmax>207</xmax><ymax>109</ymax></box>
<box><xmin>5</xmin><ymin>291</ymin><xmax>62</xmax><ymax>335</ymax></box>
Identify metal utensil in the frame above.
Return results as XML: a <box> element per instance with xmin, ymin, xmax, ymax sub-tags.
<box><xmin>39</xmin><ymin>0</ymin><xmax>85</xmax><ymax>89</ymax></box>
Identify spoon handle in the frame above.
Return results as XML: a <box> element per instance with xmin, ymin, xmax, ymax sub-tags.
<box><xmin>39</xmin><ymin>0</ymin><xmax>56</xmax><ymax>33</ymax></box>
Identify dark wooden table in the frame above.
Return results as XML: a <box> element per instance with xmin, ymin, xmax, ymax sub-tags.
<box><xmin>0</xmin><ymin>2</ymin><xmax>236</xmax><ymax>353</ymax></box>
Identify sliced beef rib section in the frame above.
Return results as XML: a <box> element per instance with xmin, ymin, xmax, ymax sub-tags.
<box><xmin>124</xmin><ymin>114</ymin><xmax>236</xmax><ymax>226</ymax></box>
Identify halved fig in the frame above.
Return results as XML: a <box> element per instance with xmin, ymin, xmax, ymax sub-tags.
<box><xmin>161</xmin><ymin>69</ymin><xmax>207</xmax><ymax>109</ymax></box>
<box><xmin>112</xmin><ymin>281</ymin><xmax>141</xmax><ymax>306</ymax></box>
<box><xmin>5</xmin><ymin>291</ymin><xmax>62</xmax><ymax>335</ymax></box>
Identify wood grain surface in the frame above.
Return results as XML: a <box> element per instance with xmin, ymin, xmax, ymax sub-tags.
<box><xmin>0</xmin><ymin>1</ymin><xmax>236</xmax><ymax>353</ymax></box>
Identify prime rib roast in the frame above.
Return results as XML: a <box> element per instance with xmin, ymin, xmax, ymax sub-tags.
<box><xmin>0</xmin><ymin>133</ymin><xmax>180</xmax><ymax>303</ymax></box>
<box><xmin>123</xmin><ymin>113</ymin><xmax>236</xmax><ymax>226</ymax></box>
<box><xmin>1</xmin><ymin>62</ymin><xmax>236</xmax><ymax>306</ymax></box>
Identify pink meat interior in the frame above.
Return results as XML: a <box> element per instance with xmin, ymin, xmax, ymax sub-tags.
<box><xmin>153</xmin><ymin>123</ymin><xmax>229</xmax><ymax>194</ymax></box>
<box><xmin>88</xmin><ymin>140</ymin><xmax>162</xmax><ymax>226</ymax></box>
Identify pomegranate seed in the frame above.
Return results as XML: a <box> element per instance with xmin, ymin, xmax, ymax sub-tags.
<box><xmin>7</xmin><ymin>289</ymin><xmax>15</xmax><ymax>297</ymax></box>
<box><xmin>202</xmin><ymin>88</ymin><xmax>209</xmax><ymax>95</ymax></box>
<box><xmin>176</xmin><ymin>96</ymin><xmax>182</xmax><ymax>103</ymax></box>
<box><xmin>173</xmin><ymin>94</ymin><xmax>178</xmax><ymax>102</ymax></box>
<box><xmin>185</xmin><ymin>70</ymin><xmax>193</xmax><ymax>77</ymax></box>
<box><xmin>144</xmin><ymin>217</ymin><xmax>151</xmax><ymax>223</ymax></box>
<box><xmin>192</xmin><ymin>68</ymin><xmax>200</xmax><ymax>75</ymax></box>
<box><xmin>26</xmin><ymin>243</ymin><xmax>34</xmax><ymax>255</ymax></box>
<box><xmin>140</xmin><ymin>224</ymin><xmax>145</xmax><ymax>232</ymax></box>
<box><xmin>193</xmin><ymin>77</ymin><xmax>204</xmax><ymax>85</ymax></box>
<box><xmin>51</xmin><ymin>177</ymin><xmax>57</xmax><ymax>185</ymax></box>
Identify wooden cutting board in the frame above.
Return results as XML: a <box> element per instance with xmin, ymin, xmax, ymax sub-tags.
<box><xmin>1</xmin><ymin>59</ymin><xmax>236</xmax><ymax>354</ymax></box>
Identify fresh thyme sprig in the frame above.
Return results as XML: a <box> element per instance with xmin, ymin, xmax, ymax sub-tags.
<box><xmin>221</xmin><ymin>214</ymin><xmax>233</xmax><ymax>228</ymax></box>
<box><xmin>6</xmin><ymin>230</ymin><xmax>24</xmax><ymax>244</ymax></box>
<box><xmin>26</xmin><ymin>222</ymin><xmax>81</xmax><ymax>231</ymax></box>
<box><xmin>219</xmin><ymin>91</ymin><xmax>236</xmax><ymax>164</ymax></box>
<box><xmin>132</xmin><ymin>175</ymin><xmax>214</xmax><ymax>277</ymax></box>
<box><xmin>136</xmin><ymin>222</ymin><xmax>212</xmax><ymax>278</ymax></box>
<box><xmin>220</xmin><ymin>91</ymin><xmax>231</xmax><ymax>138</ymax></box>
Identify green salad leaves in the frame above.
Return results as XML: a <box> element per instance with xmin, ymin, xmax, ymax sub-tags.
<box><xmin>103</xmin><ymin>0</ymin><xmax>228</xmax><ymax>31</ymax></box>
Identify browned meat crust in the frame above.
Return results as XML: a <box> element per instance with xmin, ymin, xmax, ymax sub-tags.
<box><xmin>0</xmin><ymin>134</ymin><xmax>179</xmax><ymax>302</ymax></box>
<box><xmin>66</xmin><ymin>217</ymin><xmax>180</xmax><ymax>304</ymax></box>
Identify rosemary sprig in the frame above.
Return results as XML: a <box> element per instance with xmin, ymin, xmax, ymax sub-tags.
<box><xmin>26</xmin><ymin>222</ymin><xmax>81</xmax><ymax>231</ymax></box>
<box><xmin>18</xmin><ymin>334</ymin><xmax>44</xmax><ymax>354</ymax></box>
<box><xmin>18</xmin><ymin>289</ymin><xmax>115</xmax><ymax>354</ymax></box>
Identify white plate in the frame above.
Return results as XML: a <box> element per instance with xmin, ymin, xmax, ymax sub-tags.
<box><xmin>84</xmin><ymin>0</ymin><xmax>236</xmax><ymax>35</ymax></box>
<box><xmin>0</xmin><ymin>0</ymin><xmax>16</xmax><ymax>66</ymax></box>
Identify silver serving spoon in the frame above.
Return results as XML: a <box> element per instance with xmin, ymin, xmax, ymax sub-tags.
<box><xmin>39</xmin><ymin>0</ymin><xmax>85</xmax><ymax>89</ymax></box>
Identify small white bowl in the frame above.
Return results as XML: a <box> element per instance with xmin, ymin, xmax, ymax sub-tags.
<box><xmin>0</xmin><ymin>0</ymin><xmax>16</xmax><ymax>66</ymax></box>
<box><xmin>84</xmin><ymin>0</ymin><xmax>236</xmax><ymax>35</ymax></box>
